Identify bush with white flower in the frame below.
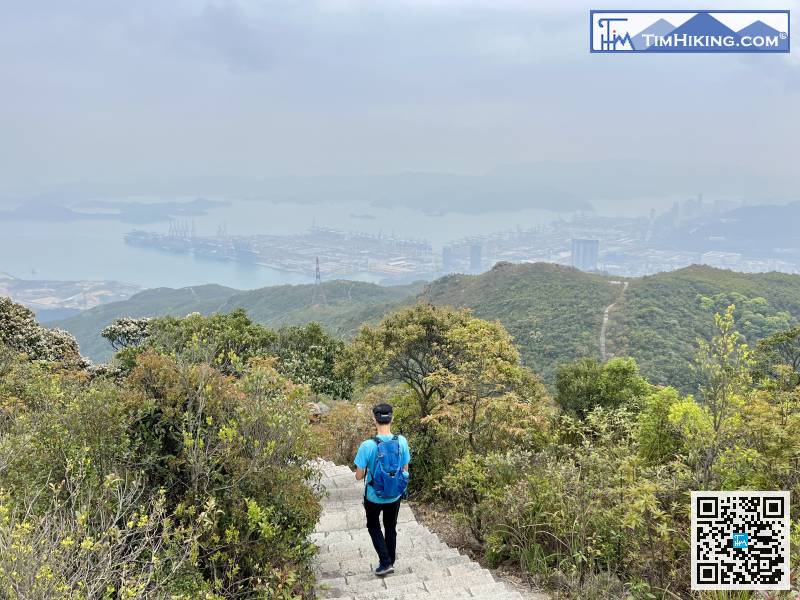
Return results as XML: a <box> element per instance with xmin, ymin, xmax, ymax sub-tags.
<box><xmin>0</xmin><ymin>297</ymin><xmax>83</xmax><ymax>365</ymax></box>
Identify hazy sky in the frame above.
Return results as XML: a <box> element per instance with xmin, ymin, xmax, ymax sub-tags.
<box><xmin>1</xmin><ymin>0</ymin><xmax>798</xmax><ymax>196</ymax></box>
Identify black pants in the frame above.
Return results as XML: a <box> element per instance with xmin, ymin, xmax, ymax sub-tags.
<box><xmin>363</xmin><ymin>497</ymin><xmax>401</xmax><ymax>568</ymax></box>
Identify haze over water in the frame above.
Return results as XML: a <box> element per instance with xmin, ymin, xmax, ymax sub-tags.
<box><xmin>2</xmin><ymin>0</ymin><xmax>796</xmax><ymax>290</ymax></box>
<box><xmin>0</xmin><ymin>198</ymin><xmax>562</xmax><ymax>289</ymax></box>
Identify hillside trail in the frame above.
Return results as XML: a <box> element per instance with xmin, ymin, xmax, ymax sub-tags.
<box><xmin>600</xmin><ymin>281</ymin><xmax>628</xmax><ymax>362</ymax></box>
<box><xmin>310</xmin><ymin>460</ymin><xmax>549</xmax><ymax>600</ymax></box>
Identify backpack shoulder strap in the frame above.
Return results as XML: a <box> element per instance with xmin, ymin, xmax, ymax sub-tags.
<box><xmin>392</xmin><ymin>434</ymin><xmax>398</xmax><ymax>441</ymax></box>
<box><xmin>365</xmin><ymin>436</ymin><xmax>382</xmax><ymax>490</ymax></box>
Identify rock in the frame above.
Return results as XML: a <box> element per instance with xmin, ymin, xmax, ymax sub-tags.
<box><xmin>308</xmin><ymin>401</ymin><xmax>331</xmax><ymax>421</ymax></box>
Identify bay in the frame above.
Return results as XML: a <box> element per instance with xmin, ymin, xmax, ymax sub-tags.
<box><xmin>0</xmin><ymin>198</ymin><xmax>558</xmax><ymax>289</ymax></box>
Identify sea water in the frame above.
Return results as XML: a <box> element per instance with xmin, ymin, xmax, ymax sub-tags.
<box><xmin>0</xmin><ymin>198</ymin><xmax>559</xmax><ymax>289</ymax></box>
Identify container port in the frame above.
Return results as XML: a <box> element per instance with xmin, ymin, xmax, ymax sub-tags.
<box><xmin>124</xmin><ymin>225</ymin><xmax>440</xmax><ymax>283</ymax></box>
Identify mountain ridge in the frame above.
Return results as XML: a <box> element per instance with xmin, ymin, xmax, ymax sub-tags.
<box><xmin>52</xmin><ymin>263</ymin><xmax>800</xmax><ymax>390</ymax></box>
<box><xmin>53</xmin><ymin>279</ymin><xmax>424</xmax><ymax>362</ymax></box>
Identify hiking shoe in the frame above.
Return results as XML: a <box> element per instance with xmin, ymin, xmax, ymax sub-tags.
<box><xmin>374</xmin><ymin>564</ymin><xmax>394</xmax><ymax>577</ymax></box>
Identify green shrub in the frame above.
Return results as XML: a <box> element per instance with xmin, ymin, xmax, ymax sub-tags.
<box><xmin>0</xmin><ymin>298</ymin><xmax>84</xmax><ymax>367</ymax></box>
<box><xmin>109</xmin><ymin>312</ymin><xmax>353</xmax><ymax>399</ymax></box>
<box><xmin>125</xmin><ymin>352</ymin><xmax>321</xmax><ymax>596</ymax></box>
<box><xmin>314</xmin><ymin>399</ymin><xmax>375</xmax><ymax>466</ymax></box>
<box><xmin>0</xmin><ymin>480</ymin><xmax>207</xmax><ymax>599</ymax></box>
<box><xmin>636</xmin><ymin>387</ymin><xmax>686</xmax><ymax>465</ymax></box>
<box><xmin>0</xmin><ymin>343</ymin><xmax>322</xmax><ymax>598</ymax></box>
<box><xmin>437</xmin><ymin>451</ymin><xmax>530</xmax><ymax>543</ymax></box>
<box><xmin>475</xmin><ymin>408</ymin><xmax>692</xmax><ymax>597</ymax></box>
<box><xmin>555</xmin><ymin>357</ymin><xmax>650</xmax><ymax>418</ymax></box>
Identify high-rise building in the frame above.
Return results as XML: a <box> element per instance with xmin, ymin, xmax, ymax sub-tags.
<box><xmin>470</xmin><ymin>244</ymin><xmax>482</xmax><ymax>273</ymax></box>
<box><xmin>442</xmin><ymin>246</ymin><xmax>455</xmax><ymax>273</ymax></box>
<box><xmin>571</xmin><ymin>239</ymin><xmax>599</xmax><ymax>271</ymax></box>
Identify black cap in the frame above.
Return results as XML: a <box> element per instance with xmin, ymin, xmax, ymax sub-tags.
<box><xmin>373</xmin><ymin>403</ymin><xmax>393</xmax><ymax>424</ymax></box>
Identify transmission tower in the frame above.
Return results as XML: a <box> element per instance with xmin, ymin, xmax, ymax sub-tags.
<box><xmin>311</xmin><ymin>257</ymin><xmax>326</xmax><ymax>305</ymax></box>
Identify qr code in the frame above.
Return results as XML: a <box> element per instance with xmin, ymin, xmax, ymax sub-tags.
<box><xmin>691</xmin><ymin>491</ymin><xmax>790</xmax><ymax>590</ymax></box>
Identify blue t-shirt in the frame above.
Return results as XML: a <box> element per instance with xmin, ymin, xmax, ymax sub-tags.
<box><xmin>354</xmin><ymin>434</ymin><xmax>411</xmax><ymax>504</ymax></box>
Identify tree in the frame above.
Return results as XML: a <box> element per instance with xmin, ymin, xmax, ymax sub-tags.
<box><xmin>752</xmin><ymin>325</ymin><xmax>800</xmax><ymax>389</ymax></box>
<box><xmin>117</xmin><ymin>312</ymin><xmax>354</xmax><ymax>397</ymax></box>
<box><xmin>101</xmin><ymin>317</ymin><xmax>151</xmax><ymax>350</ymax></box>
<box><xmin>348</xmin><ymin>303</ymin><xmax>549</xmax><ymax>497</ymax></box>
<box><xmin>697</xmin><ymin>292</ymin><xmax>793</xmax><ymax>345</ymax></box>
<box><xmin>347</xmin><ymin>304</ymin><xmax>472</xmax><ymax>417</ymax></box>
<box><xmin>554</xmin><ymin>357</ymin><xmax>650</xmax><ymax>418</ymax></box>
<box><xmin>636</xmin><ymin>387</ymin><xmax>685</xmax><ymax>465</ymax></box>
<box><xmin>426</xmin><ymin>318</ymin><xmax>544</xmax><ymax>452</ymax></box>
<box><xmin>0</xmin><ymin>297</ymin><xmax>83</xmax><ymax>366</ymax></box>
<box><xmin>272</xmin><ymin>322</ymin><xmax>353</xmax><ymax>399</ymax></box>
<box><xmin>692</xmin><ymin>304</ymin><xmax>753</xmax><ymax>487</ymax></box>
<box><xmin>142</xmin><ymin>309</ymin><xmax>278</xmax><ymax>375</ymax></box>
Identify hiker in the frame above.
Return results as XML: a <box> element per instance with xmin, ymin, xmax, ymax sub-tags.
<box><xmin>354</xmin><ymin>403</ymin><xmax>411</xmax><ymax>577</ymax></box>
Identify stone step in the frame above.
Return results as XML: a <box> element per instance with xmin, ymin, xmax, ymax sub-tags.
<box><xmin>397</xmin><ymin>588</ymin><xmax>523</xmax><ymax>600</ymax></box>
<box><xmin>312</xmin><ymin>547</ymin><xmax>461</xmax><ymax>577</ymax></box>
<box><xmin>315</xmin><ymin>552</ymin><xmax>470</xmax><ymax>580</ymax></box>
<box><xmin>309</xmin><ymin>460</ymin><xmax>542</xmax><ymax>600</ymax></box>
<box><xmin>324</xmin><ymin>473</ymin><xmax>360</xmax><ymax>488</ymax></box>
<box><xmin>311</xmin><ymin>465</ymin><xmax>353</xmax><ymax>481</ymax></box>
<box><xmin>314</xmin><ymin>538</ymin><xmax>450</xmax><ymax>562</ymax></box>
<box><xmin>315</xmin><ymin>536</ymin><xmax>442</xmax><ymax>557</ymax></box>
<box><xmin>315</xmin><ymin>549</ymin><xmax>453</xmax><ymax>567</ymax></box>
<box><xmin>467</xmin><ymin>582</ymin><xmax>528</xmax><ymax>599</ymax></box>
<box><xmin>317</xmin><ymin>505</ymin><xmax>415</xmax><ymax>519</ymax></box>
<box><xmin>316</xmin><ymin>526</ymin><xmax>442</xmax><ymax>544</ymax></box>
<box><xmin>314</xmin><ymin>525</ymin><xmax>439</xmax><ymax>545</ymax></box>
<box><xmin>314</xmin><ymin>505</ymin><xmax>415</xmax><ymax>533</ymax></box>
<box><xmin>318</xmin><ymin>558</ymin><xmax>482</xmax><ymax>588</ymax></box>
<box><xmin>319</xmin><ymin>584</ymin><xmax>525</xmax><ymax>600</ymax></box>
<box><xmin>320</xmin><ymin>570</ymin><xmax>497</xmax><ymax>599</ymax></box>
<box><xmin>322</xmin><ymin>488</ymin><xmax>368</xmax><ymax>502</ymax></box>
<box><xmin>311</xmin><ymin>521</ymin><xmax>433</xmax><ymax>545</ymax></box>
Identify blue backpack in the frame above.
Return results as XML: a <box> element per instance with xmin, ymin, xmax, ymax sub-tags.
<box><xmin>368</xmin><ymin>435</ymin><xmax>408</xmax><ymax>499</ymax></box>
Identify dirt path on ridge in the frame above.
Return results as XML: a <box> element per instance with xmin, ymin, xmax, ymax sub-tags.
<box><xmin>600</xmin><ymin>281</ymin><xmax>628</xmax><ymax>362</ymax></box>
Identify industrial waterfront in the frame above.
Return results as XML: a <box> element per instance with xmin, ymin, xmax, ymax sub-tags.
<box><xmin>124</xmin><ymin>197</ymin><xmax>800</xmax><ymax>283</ymax></box>
<box><xmin>124</xmin><ymin>225</ymin><xmax>440</xmax><ymax>283</ymax></box>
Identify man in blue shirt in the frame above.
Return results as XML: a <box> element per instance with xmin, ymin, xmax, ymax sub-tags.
<box><xmin>354</xmin><ymin>403</ymin><xmax>411</xmax><ymax>577</ymax></box>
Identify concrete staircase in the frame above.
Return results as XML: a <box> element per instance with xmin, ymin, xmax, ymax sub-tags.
<box><xmin>311</xmin><ymin>460</ymin><xmax>544</xmax><ymax>600</ymax></box>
